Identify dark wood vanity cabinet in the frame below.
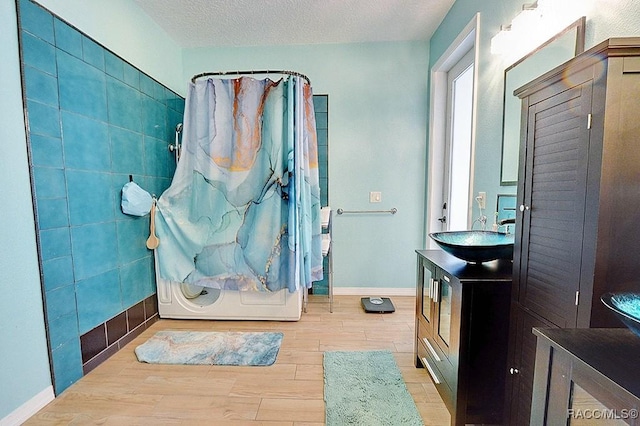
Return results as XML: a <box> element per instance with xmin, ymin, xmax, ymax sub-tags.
<box><xmin>506</xmin><ymin>38</ymin><xmax>640</xmax><ymax>425</ymax></box>
<box><xmin>531</xmin><ymin>328</ymin><xmax>640</xmax><ymax>425</ymax></box>
<box><xmin>415</xmin><ymin>250</ymin><xmax>512</xmax><ymax>426</ymax></box>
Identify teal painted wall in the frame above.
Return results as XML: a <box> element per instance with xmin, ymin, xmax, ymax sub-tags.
<box><xmin>183</xmin><ymin>41</ymin><xmax>430</xmax><ymax>290</ymax></box>
<box><xmin>0</xmin><ymin>0</ymin><xmax>53</xmax><ymax>419</ymax></box>
<box><xmin>428</xmin><ymin>0</ymin><xmax>640</xmax><ymax>228</ymax></box>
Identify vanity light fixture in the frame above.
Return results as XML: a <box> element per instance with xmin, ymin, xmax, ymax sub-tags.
<box><xmin>490</xmin><ymin>25</ymin><xmax>512</xmax><ymax>55</ymax></box>
<box><xmin>491</xmin><ymin>2</ymin><xmax>540</xmax><ymax>56</ymax></box>
<box><xmin>491</xmin><ymin>0</ymin><xmax>584</xmax><ymax>60</ymax></box>
<box><xmin>511</xmin><ymin>3</ymin><xmax>540</xmax><ymax>34</ymax></box>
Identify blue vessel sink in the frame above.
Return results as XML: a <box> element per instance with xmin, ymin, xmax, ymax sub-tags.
<box><xmin>601</xmin><ymin>293</ymin><xmax>640</xmax><ymax>338</ymax></box>
<box><xmin>429</xmin><ymin>231</ymin><xmax>514</xmax><ymax>264</ymax></box>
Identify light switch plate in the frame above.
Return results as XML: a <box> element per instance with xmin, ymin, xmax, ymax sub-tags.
<box><xmin>370</xmin><ymin>191</ymin><xmax>382</xmax><ymax>203</ymax></box>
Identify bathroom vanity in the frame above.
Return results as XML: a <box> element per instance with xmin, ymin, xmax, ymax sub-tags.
<box><xmin>530</xmin><ymin>328</ymin><xmax>640</xmax><ymax>425</ymax></box>
<box><xmin>415</xmin><ymin>250</ymin><xmax>512</xmax><ymax>426</ymax></box>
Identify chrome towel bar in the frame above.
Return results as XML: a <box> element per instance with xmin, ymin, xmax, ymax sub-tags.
<box><xmin>336</xmin><ymin>208</ymin><xmax>398</xmax><ymax>215</ymax></box>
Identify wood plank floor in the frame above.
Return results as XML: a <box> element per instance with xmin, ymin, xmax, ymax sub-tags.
<box><xmin>25</xmin><ymin>295</ymin><xmax>450</xmax><ymax>425</ymax></box>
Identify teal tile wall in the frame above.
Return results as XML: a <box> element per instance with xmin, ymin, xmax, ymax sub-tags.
<box><xmin>313</xmin><ymin>95</ymin><xmax>329</xmax><ymax>207</ymax></box>
<box><xmin>313</xmin><ymin>95</ymin><xmax>329</xmax><ymax>295</ymax></box>
<box><xmin>18</xmin><ymin>0</ymin><xmax>184</xmax><ymax>394</ymax></box>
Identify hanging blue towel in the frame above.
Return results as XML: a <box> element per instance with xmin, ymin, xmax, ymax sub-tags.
<box><xmin>121</xmin><ymin>181</ymin><xmax>152</xmax><ymax>217</ymax></box>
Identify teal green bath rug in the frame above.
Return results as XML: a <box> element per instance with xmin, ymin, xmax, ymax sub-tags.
<box><xmin>135</xmin><ymin>330</ymin><xmax>283</xmax><ymax>366</ymax></box>
<box><xmin>323</xmin><ymin>350</ymin><xmax>424</xmax><ymax>425</ymax></box>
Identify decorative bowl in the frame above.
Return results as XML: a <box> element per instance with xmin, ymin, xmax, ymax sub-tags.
<box><xmin>428</xmin><ymin>230</ymin><xmax>515</xmax><ymax>264</ymax></box>
<box><xmin>601</xmin><ymin>292</ymin><xmax>640</xmax><ymax>338</ymax></box>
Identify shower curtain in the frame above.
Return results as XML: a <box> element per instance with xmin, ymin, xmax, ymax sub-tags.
<box><xmin>155</xmin><ymin>76</ymin><xmax>323</xmax><ymax>293</ymax></box>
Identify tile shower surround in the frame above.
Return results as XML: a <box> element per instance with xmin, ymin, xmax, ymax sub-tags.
<box><xmin>17</xmin><ymin>0</ymin><xmax>183</xmax><ymax>393</ymax></box>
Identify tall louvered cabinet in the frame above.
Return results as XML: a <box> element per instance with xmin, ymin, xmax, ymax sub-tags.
<box><xmin>505</xmin><ymin>38</ymin><xmax>640</xmax><ymax>425</ymax></box>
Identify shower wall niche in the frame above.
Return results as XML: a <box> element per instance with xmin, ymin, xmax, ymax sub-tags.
<box><xmin>17</xmin><ymin>0</ymin><xmax>184</xmax><ymax>393</ymax></box>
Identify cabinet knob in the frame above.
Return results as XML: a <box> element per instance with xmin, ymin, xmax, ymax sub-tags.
<box><xmin>510</xmin><ymin>367</ymin><xmax>520</xmax><ymax>375</ymax></box>
<box><xmin>519</xmin><ymin>205</ymin><xmax>530</xmax><ymax>212</ymax></box>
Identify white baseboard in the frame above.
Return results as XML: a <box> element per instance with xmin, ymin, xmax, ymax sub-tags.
<box><xmin>0</xmin><ymin>386</ymin><xmax>54</xmax><ymax>426</ymax></box>
<box><xmin>332</xmin><ymin>287</ymin><xmax>416</xmax><ymax>296</ymax></box>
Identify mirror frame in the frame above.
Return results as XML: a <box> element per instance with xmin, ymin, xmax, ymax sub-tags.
<box><xmin>499</xmin><ymin>17</ymin><xmax>586</xmax><ymax>185</ymax></box>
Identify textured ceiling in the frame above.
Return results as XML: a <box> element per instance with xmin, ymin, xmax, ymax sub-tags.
<box><xmin>133</xmin><ymin>0</ymin><xmax>456</xmax><ymax>48</ymax></box>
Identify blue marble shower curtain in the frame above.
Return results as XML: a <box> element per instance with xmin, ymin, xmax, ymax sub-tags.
<box><xmin>155</xmin><ymin>76</ymin><xmax>322</xmax><ymax>292</ymax></box>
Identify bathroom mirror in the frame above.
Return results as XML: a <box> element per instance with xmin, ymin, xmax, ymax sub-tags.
<box><xmin>500</xmin><ymin>17</ymin><xmax>586</xmax><ymax>185</ymax></box>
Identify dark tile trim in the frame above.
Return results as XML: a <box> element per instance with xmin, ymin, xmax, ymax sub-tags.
<box><xmin>106</xmin><ymin>311</ymin><xmax>127</xmax><ymax>346</ymax></box>
<box><xmin>80</xmin><ymin>324</ymin><xmax>107</xmax><ymax>364</ymax></box>
<box><xmin>127</xmin><ymin>300</ymin><xmax>145</xmax><ymax>331</ymax></box>
<box><xmin>82</xmin><ymin>343</ymin><xmax>118</xmax><ymax>375</ymax></box>
<box><xmin>80</xmin><ymin>294</ymin><xmax>158</xmax><ymax>373</ymax></box>
<box><xmin>144</xmin><ymin>294</ymin><xmax>158</xmax><ymax>319</ymax></box>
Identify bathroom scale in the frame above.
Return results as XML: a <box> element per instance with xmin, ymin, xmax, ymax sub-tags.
<box><xmin>361</xmin><ymin>297</ymin><xmax>395</xmax><ymax>313</ymax></box>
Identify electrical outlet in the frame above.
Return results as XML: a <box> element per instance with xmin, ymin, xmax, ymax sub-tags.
<box><xmin>477</xmin><ymin>192</ymin><xmax>486</xmax><ymax>209</ymax></box>
<box><xmin>369</xmin><ymin>191</ymin><xmax>382</xmax><ymax>203</ymax></box>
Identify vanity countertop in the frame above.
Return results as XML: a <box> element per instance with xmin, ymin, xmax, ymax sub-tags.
<box><xmin>416</xmin><ymin>249</ymin><xmax>513</xmax><ymax>282</ymax></box>
<box><xmin>533</xmin><ymin>327</ymin><xmax>640</xmax><ymax>399</ymax></box>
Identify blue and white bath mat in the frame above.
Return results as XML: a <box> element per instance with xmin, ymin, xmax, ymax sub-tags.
<box><xmin>135</xmin><ymin>330</ymin><xmax>283</xmax><ymax>366</ymax></box>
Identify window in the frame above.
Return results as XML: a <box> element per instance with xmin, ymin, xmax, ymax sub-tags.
<box><xmin>426</xmin><ymin>15</ymin><xmax>479</xmax><ymax>243</ymax></box>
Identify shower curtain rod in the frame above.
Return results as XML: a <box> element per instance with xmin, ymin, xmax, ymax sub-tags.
<box><xmin>191</xmin><ymin>70</ymin><xmax>311</xmax><ymax>85</ymax></box>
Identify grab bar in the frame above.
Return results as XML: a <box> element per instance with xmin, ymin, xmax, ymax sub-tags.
<box><xmin>336</xmin><ymin>208</ymin><xmax>397</xmax><ymax>215</ymax></box>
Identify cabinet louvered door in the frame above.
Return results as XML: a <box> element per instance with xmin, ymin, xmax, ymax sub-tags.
<box><xmin>506</xmin><ymin>306</ymin><xmax>556</xmax><ymax>425</ymax></box>
<box><xmin>518</xmin><ymin>81</ymin><xmax>593</xmax><ymax>328</ymax></box>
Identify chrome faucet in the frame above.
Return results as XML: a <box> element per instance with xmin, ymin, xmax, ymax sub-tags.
<box><xmin>496</xmin><ymin>217</ymin><xmax>515</xmax><ymax>234</ymax></box>
<box><xmin>472</xmin><ymin>214</ymin><xmax>488</xmax><ymax>230</ymax></box>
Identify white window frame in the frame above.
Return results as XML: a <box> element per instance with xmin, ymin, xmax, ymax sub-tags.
<box><xmin>426</xmin><ymin>14</ymin><xmax>480</xmax><ymax>247</ymax></box>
